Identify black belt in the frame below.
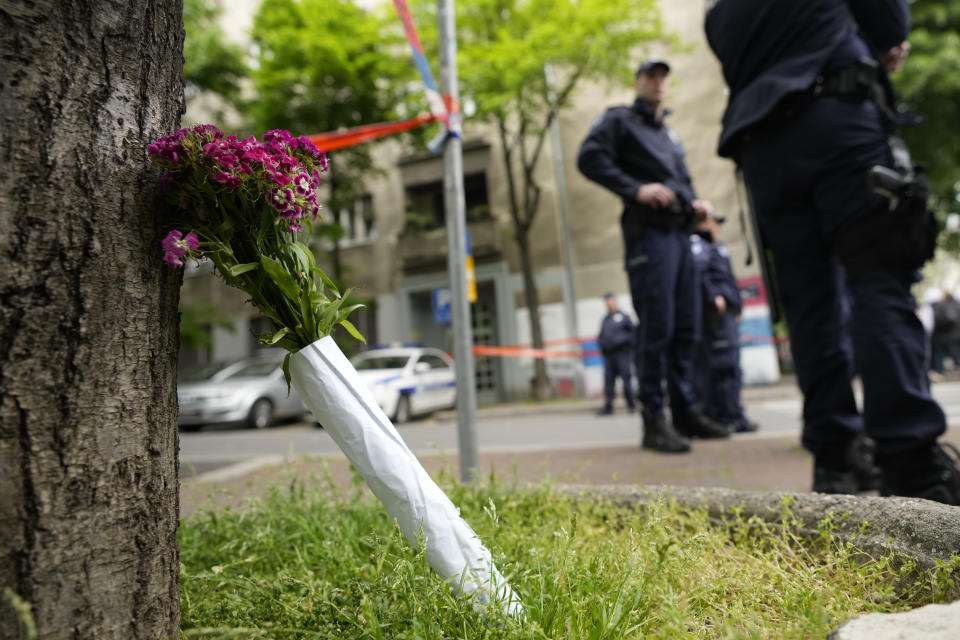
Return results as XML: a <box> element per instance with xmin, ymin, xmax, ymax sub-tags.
<box><xmin>626</xmin><ymin>204</ymin><xmax>692</xmax><ymax>231</ymax></box>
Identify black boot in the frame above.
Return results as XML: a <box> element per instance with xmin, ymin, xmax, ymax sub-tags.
<box><xmin>878</xmin><ymin>442</ymin><xmax>960</xmax><ymax>506</ymax></box>
<box><xmin>812</xmin><ymin>434</ymin><xmax>881</xmax><ymax>494</ymax></box>
<box><xmin>673</xmin><ymin>410</ymin><xmax>730</xmax><ymax>439</ymax></box>
<box><xmin>641</xmin><ymin>414</ymin><xmax>691</xmax><ymax>453</ymax></box>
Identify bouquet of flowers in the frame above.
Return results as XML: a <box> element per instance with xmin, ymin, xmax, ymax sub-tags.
<box><xmin>149</xmin><ymin>125</ymin><xmax>523</xmax><ymax>617</ymax></box>
<box><xmin>149</xmin><ymin>124</ymin><xmax>363</xmax><ymax>372</ymax></box>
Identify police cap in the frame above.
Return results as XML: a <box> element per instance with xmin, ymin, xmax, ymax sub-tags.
<box><xmin>636</xmin><ymin>59</ymin><xmax>670</xmax><ymax>76</ymax></box>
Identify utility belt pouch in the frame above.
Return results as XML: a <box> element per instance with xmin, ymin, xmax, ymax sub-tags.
<box><xmin>836</xmin><ymin>163</ymin><xmax>938</xmax><ymax>278</ymax></box>
<box><xmin>813</xmin><ymin>57</ymin><xmax>878</xmax><ymax>101</ymax></box>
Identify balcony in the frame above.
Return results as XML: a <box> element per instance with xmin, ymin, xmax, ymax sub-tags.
<box><xmin>398</xmin><ymin>216</ymin><xmax>503</xmax><ymax>270</ymax></box>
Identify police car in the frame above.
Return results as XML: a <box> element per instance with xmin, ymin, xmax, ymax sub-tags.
<box><xmin>351</xmin><ymin>346</ymin><xmax>457</xmax><ymax>424</ymax></box>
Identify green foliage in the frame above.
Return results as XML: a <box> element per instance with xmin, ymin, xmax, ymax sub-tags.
<box><xmin>183</xmin><ymin>0</ymin><xmax>249</xmax><ymax>119</ymax></box>
<box><xmin>893</xmin><ymin>1</ymin><xmax>960</xmax><ymax>209</ymax></box>
<box><xmin>249</xmin><ymin>0</ymin><xmax>413</xmax><ymax>214</ymax></box>
<box><xmin>179</xmin><ymin>300</ymin><xmax>236</xmax><ymax>352</ymax></box>
<box><xmin>422</xmin><ymin>0</ymin><xmax>663</xmax><ymax>125</ymax></box>
<box><xmin>179</xmin><ymin>474</ymin><xmax>957</xmax><ymax>638</ymax></box>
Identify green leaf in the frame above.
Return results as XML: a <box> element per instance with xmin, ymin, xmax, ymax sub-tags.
<box><xmin>337</xmin><ymin>303</ymin><xmax>365</xmax><ymax>323</ymax></box>
<box><xmin>282</xmin><ymin>353</ymin><xmax>292</xmax><ymax>395</ymax></box>
<box><xmin>258</xmin><ymin>327</ymin><xmax>290</xmax><ymax>346</ymax></box>
<box><xmin>227</xmin><ymin>262</ymin><xmax>259</xmax><ymax>278</ymax></box>
<box><xmin>339</xmin><ymin>319</ymin><xmax>366</xmax><ymax>343</ymax></box>
<box><xmin>259</xmin><ymin>255</ymin><xmax>300</xmax><ymax>301</ymax></box>
<box><xmin>313</xmin><ymin>266</ymin><xmax>340</xmax><ymax>298</ymax></box>
<box><xmin>289</xmin><ymin>242</ymin><xmax>316</xmax><ymax>274</ymax></box>
<box><xmin>299</xmin><ymin>286</ymin><xmax>316</xmax><ymax>342</ymax></box>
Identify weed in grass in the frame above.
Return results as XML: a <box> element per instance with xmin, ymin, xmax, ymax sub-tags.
<box><xmin>179</xmin><ymin>472</ymin><xmax>958</xmax><ymax>639</ymax></box>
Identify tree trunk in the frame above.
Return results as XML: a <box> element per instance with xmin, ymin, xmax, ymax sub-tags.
<box><xmin>0</xmin><ymin>2</ymin><xmax>184</xmax><ymax>639</ymax></box>
<box><xmin>516</xmin><ymin>228</ymin><xmax>553</xmax><ymax>401</ymax></box>
<box><xmin>498</xmin><ymin>121</ymin><xmax>552</xmax><ymax>400</ymax></box>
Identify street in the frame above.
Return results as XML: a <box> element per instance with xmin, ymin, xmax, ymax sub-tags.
<box><xmin>179</xmin><ymin>379</ymin><xmax>960</xmax><ymax>480</ymax></box>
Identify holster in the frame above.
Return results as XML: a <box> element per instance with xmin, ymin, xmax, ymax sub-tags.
<box><xmin>835</xmin><ymin>170</ymin><xmax>938</xmax><ymax>279</ymax></box>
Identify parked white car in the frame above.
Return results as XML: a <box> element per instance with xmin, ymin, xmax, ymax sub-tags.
<box><xmin>351</xmin><ymin>346</ymin><xmax>457</xmax><ymax>423</ymax></box>
<box><xmin>177</xmin><ymin>351</ymin><xmax>306</xmax><ymax>431</ymax></box>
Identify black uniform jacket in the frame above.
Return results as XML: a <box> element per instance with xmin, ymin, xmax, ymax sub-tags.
<box><xmin>704</xmin><ymin>0</ymin><xmax>909</xmax><ymax>157</ymax></box>
<box><xmin>577</xmin><ymin>98</ymin><xmax>698</xmax><ymax>208</ymax></box>
<box><xmin>597</xmin><ymin>311</ymin><xmax>636</xmax><ymax>355</ymax></box>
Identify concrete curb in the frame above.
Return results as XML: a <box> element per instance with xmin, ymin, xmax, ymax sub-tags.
<box><xmin>558</xmin><ymin>484</ymin><xmax>960</xmax><ymax>599</ymax></box>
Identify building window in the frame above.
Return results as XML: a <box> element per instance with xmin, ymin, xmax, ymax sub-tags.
<box><xmin>404</xmin><ymin>173</ymin><xmax>490</xmax><ymax>232</ymax></box>
<box><xmin>337</xmin><ymin>195</ymin><xmax>376</xmax><ymax>248</ymax></box>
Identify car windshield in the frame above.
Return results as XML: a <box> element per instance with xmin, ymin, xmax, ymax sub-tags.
<box><xmin>354</xmin><ymin>355</ymin><xmax>410</xmax><ymax>371</ymax></box>
<box><xmin>179</xmin><ymin>361</ymin><xmax>233</xmax><ymax>382</ymax></box>
<box><xmin>221</xmin><ymin>360</ymin><xmax>280</xmax><ymax>379</ymax></box>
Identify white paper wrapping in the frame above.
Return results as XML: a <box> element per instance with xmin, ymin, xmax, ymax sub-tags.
<box><xmin>289</xmin><ymin>337</ymin><xmax>523</xmax><ymax>616</ymax></box>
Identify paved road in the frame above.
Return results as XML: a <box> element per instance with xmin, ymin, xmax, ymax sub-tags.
<box><xmin>179</xmin><ymin>380</ymin><xmax>960</xmax><ymax>480</ymax></box>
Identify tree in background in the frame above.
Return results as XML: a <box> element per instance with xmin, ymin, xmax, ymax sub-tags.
<box><xmin>412</xmin><ymin>0</ymin><xmax>666</xmax><ymax>399</ymax></box>
<box><xmin>893</xmin><ymin>1</ymin><xmax>960</xmax><ymax>216</ymax></box>
<box><xmin>183</xmin><ymin>0</ymin><xmax>249</xmax><ymax>124</ymax></box>
<box><xmin>250</xmin><ymin>0</ymin><xmax>414</xmax><ymax>283</ymax></box>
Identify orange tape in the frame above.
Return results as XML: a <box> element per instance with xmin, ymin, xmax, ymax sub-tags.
<box><xmin>308</xmin><ymin>113</ymin><xmax>436</xmax><ymax>151</ymax></box>
<box><xmin>473</xmin><ymin>345</ymin><xmax>599</xmax><ymax>359</ymax></box>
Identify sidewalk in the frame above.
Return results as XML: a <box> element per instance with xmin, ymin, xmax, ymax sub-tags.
<box><xmin>432</xmin><ymin>374</ymin><xmax>801</xmax><ymax>421</ymax></box>
<box><xmin>180</xmin><ymin>374</ymin><xmax>960</xmax><ymax>520</ymax></box>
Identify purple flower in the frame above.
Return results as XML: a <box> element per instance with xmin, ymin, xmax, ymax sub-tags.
<box><xmin>161</xmin><ymin>230</ymin><xmax>200</xmax><ymax>268</ymax></box>
<box><xmin>218</xmin><ymin>153</ymin><xmax>238</xmax><ymax>169</ymax></box>
<box><xmin>271</xmin><ymin>172</ymin><xmax>291</xmax><ymax>186</ymax></box>
<box><xmin>298</xmin><ymin>136</ymin><xmax>321</xmax><ymax>157</ymax></box>
<box><xmin>319</xmin><ymin>151</ymin><xmax>329</xmax><ymax>172</ymax></box>
<box><xmin>212</xmin><ymin>172</ymin><xmax>242</xmax><ymax>189</ymax></box>
<box><xmin>163</xmin><ymin>252</ymin><xmax>184</xmax><ymax>268</ymax></box>
<box><xmin>268</xmin><ymin>187</ymin><xmax>294</xmax><ymax>213</ymax></box>
<box><xmin>288</xmin><ymin>222</ymin><xmax>304</xmax><ymax>233</ymax></box>
<box><xmin>293</xmin><ymin>172</ymin><xmax>312</xmax><ymax>196</ymax></box>
<box><xmin>193</xmin><ymin>124</ymin><xmax>223</xmax><ymax>140</ymax></box>
<box><xmin>279</xmin><ymin>155</ymin><xmax>300</xmax><ymax>172</ymax></box>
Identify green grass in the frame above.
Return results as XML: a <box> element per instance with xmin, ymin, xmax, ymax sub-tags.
<box><xmin>179</xmin><ymin>470</ymin><xmax>959</xmax><ymax>639</ymax></box>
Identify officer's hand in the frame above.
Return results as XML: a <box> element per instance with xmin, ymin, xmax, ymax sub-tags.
<box><xmin>692</xmin><ymin>199</ymin><xmax>714</xmax><ymax>221</ymax></box>
<box><xmin>636</xmin><ymin>183</ymin><xmax>676</xmax><ymax>209</ymax></box>
<box><xmin>883</xmin><ymin>41</ymin><xmax>910</xmax><ymax>73</ymax></box>
<box><xmin>715</xmin><ymin>295</ymin><xmax>727</xmax><ymax>315</ymax></box>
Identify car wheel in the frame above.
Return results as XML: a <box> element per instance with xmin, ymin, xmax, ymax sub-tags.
<box><xmin>247</xmin><ymin>399</ymin><xmax>273</xmax><ymax>429</ymax></box>
<box><xmin>394</xmin><ymin>394</ymin><xmax>411</xmax><ymax>425</ymax></box>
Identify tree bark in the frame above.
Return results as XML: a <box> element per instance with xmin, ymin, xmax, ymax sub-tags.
<box><xmin>0</xmin><ymin>2</ymin><xmax>184</xmax><ymax>639</ymax></box>
<box><xmin>498</xmin><ymin>119</ymin><xmax>552</xmax><ymax>400</ymax></box>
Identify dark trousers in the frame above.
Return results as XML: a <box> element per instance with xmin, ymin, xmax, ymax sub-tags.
<box><xmin>695</xmin><ymin>314</ymin><xmax>744</xmax><ymax>424</ymax></box>
<box><xmin>602</xmin><ymin>349</ymin><xmax>635</xmax><ymax>409</ymax></box>
<box><xmin>740</xmin><ymin>97</ymin><xmax>945</xmax><ymax>458</ymax></box>
<box><xmin>625</xmin><ymin>227</ymin><xmax>701</xmax><ymax>419</ymax></box>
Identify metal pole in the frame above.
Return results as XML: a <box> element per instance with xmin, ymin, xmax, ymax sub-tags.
<box><xmin>438</xmin><ymin>0</ymin><xmax>478</xmax><ymax>482</ymax></box>
<box><xmin>544</xmin><ymin>62</ymin><xmax>584</xmax><ymax>396</ymax></box>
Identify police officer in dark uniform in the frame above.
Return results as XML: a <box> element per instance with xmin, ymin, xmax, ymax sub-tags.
<box><xmin>596</xmin><ymin>293</ymin><xmax>637</xmax><ymax>415</ymax></box>
<box><xmin>690</xmin><ymin>213</ymin><xmax>758</xmax><ymax>433</ymax></box>
<box><xmin>577</xmin><ymin>59</ymin><xmax>730</xmax><ymax>453</ymax></box>
<box><xmin>705</xmin><ymin>0</ymin><xmax>960</xmax><ymax>503</ymax></box>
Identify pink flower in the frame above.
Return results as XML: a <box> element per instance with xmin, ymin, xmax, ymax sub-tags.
<box><xmin>161</xmin><ymin>230</ymin><xmax>200</xmax><ymax>268</ymax></box>
<box><xmin>293</xmin><ymin>172</ymin><xmax>312</xmax><ymax>195</ymax></box>
<box><xmin>271</xmin><ymin>172</ymin><xmax>291</xmax><ymax>186</ymax></box>
<box><xmin>212</xmin><ymin>172</ymin><xmax>242</xmax><ymax>189</ymax></box>
<box><xmin>163</xmin><ymin>252</ymin><xmax>184</xmax><ymax>268</ymax></box>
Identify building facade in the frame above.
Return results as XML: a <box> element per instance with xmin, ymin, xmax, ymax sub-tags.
<box><xmin>181</xmin><ymin>0</ymin><xmax>781</xmax><ymax>401</ymax></box>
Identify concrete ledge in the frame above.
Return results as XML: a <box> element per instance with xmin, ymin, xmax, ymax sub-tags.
<box><xmin>558</xmin><ymin>484</ymin><xmax>960</xmax><ymax>598</ymax></box>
